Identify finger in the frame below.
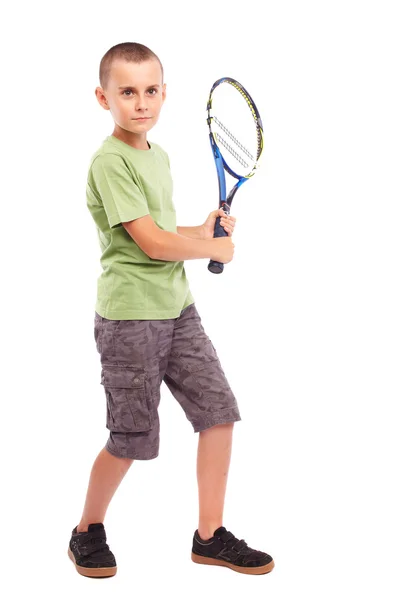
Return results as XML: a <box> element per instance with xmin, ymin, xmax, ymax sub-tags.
<box><xmin>221</xmin><ymin>218</ymin><xmax>235</xmax><ymax>227</ymax></box>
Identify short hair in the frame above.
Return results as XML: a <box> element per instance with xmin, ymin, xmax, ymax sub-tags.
<box><xmin>99</xmin><ymin>42</ymin><xmax>164</xmax><ymax>90</ymax></box>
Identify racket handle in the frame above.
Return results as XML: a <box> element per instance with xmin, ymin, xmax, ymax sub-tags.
<box><xmin>208</xmin><ymin>210</ymin><xmax>229</xmax><ymax>274</ymax></box>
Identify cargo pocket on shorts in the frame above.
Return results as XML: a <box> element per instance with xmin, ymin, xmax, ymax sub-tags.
<box><xmin>100</xmin><ymin>365</ymin><xmax>152</xmax><ymax>433</ymax></box>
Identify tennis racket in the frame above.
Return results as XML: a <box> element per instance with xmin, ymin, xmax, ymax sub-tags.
<box><xmin>207</xmin><ymin>77</ymin><xmax>264</xmax><ymax>274</ymax></box>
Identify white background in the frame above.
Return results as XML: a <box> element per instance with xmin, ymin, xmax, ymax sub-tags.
<box><xmin>2</xmin><ymin>1</ymin><xmax>399</xmax><ymax>598</ymax></box>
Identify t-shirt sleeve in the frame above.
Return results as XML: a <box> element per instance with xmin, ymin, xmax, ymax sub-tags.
<box><xmin>90</xmin><ymin>153</ymin><xmax>150</xmax><ymax>229</ymax></box>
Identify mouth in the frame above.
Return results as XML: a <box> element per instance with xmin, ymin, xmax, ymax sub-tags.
<box><xmin>133</xmin><ymin>117</ymin><xmax>151</xmax><ymax>121</ymax></box>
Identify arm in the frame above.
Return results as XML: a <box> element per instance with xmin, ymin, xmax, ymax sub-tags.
<box><xmin>176</xmin><ymin>225</ymin><xmax>205</xmax><ymax>240</ymax></box>
<box><xmin>153</xmin><ymin>230</ymin><xmax>216</xmax><ymax>261</ymax></box>
<box><xmin>123</xmin><ymin>215</ymin><xmax>216</xmax><ymax>261</ymax></box>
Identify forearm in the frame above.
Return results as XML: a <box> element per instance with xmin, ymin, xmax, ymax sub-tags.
<box><xmin>176</xmin><ymin>225</ymin><xmax>204</xmax><ymax>240</ymax></box>
<box><xmin>153</xmin><ymin>230</ymin><xmax>215</xmax><ymax>261</ymax></box>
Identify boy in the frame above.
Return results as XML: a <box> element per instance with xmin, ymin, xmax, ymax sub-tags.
<box><xmin>68</xmin><ymin>42</ymin><xmax>274</xmax><ymax>578</ymax></box>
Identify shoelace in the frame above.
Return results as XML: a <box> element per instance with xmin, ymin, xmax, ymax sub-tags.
<box><xmin>75</xmin><ymin>529</ymin><xmax>111</xmax><ymax>559</ymax></box>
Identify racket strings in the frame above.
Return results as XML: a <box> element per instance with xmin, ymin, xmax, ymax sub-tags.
<box><xmin>215</xmin><ymin>133</ymin><xmax>249</xmax><ymax>168</ymax></box>
<box><xmin>225</xmin><ymin>80</ymin><xmax>263</xmax><ymax>160</ymax></box>
<box><xmin>208</xmin><ymin>78</ymin><xmax>263</xmax><ymax>176</ymax></box>
<box><xmin>213</xmin><ymin>116</ymin><xmax>255</xmax><ymax>162</ymax></box>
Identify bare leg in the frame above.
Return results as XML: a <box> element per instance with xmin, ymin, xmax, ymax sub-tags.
<box><xmin>77</xmin><ymin>447</ymin><xmax>134</xmax><ymax>532</ymax></box>
<box><xmin>196</xmin><ymin>422</ymin><xmax>234</xmax><ymax>540</ymax></box>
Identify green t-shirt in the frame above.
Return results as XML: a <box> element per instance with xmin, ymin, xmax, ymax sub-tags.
<box><xmin>86</xmin><ymin>135</ymin><xmax>194</xmax><ymax>319</ymax></box>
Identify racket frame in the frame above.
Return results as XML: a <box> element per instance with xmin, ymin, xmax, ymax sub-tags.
<box><xmin>207</xmin><ymin>77</ymin><xmax>264</xmax><ymax>273</ymax></box>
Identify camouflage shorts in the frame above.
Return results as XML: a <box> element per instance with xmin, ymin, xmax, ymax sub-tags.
<box><xmin>94</xmin><ymin>303</ymin><xmax>241</xmax><ymax>460</ymax></box>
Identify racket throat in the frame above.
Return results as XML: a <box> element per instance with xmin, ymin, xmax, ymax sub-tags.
<box><xmin>220</xmin><ymin>201</ymin><xmax>230</xmax><ymax>215</ymax></box>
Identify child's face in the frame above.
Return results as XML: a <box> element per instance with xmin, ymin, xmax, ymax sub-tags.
<box><xmin>96</xmin><ymin>59</ymin><xmax>166</xmax><ymax>137</ymax></box>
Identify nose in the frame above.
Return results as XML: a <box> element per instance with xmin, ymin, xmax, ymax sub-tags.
<box><xmin>135</xmin><ymin>93</ymin><xmax>148</xmax><ymax>113</ymax></box>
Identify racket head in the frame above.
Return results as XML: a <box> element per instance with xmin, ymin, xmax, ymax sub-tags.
<box><xmin>207</xmin><ymin>77</ymin><xmax>263</xmax><ymax>180</ymax></box>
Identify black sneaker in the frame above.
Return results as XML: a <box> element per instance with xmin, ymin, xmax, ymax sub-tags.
<box><xmin>191</xmin><ymin>526</ymin><xmax>274</xmax><ymax>575</ymax></box>
<box><xmin>68</xmin><ymin>523</ymin><xmax>117</xmax><ymax>578</ymax></box>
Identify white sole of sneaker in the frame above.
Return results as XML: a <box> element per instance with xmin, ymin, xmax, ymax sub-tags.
<box><xmin>68</xmin><ymin>547</ymin><xmax>117</xmax><ymax>578</ymax></box>
<box><xmin>191</xmin><ymin>551</ymin><xmax>275</xmax><ymax>575</ymax></box>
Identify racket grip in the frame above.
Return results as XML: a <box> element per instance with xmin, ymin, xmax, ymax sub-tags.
<box><xmin>207</xmin><ymin>211</ymin><xmax>229</xmax><ymax>274</ymax></box>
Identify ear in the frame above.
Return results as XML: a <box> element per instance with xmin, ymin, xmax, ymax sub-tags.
<box><xmin>95</xmin><ymin>87</ymin><xmax>110</xmax><ymax>111</ymax></box>
<box><xmin>162</xmin><ymin>83</ymin><xmax>167</xmax><ymax>104</ymax></box>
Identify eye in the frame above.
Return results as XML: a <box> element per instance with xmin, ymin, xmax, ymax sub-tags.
<box><xmin>122</xmin><ymin>88</ymin><xmax>157</xmax><ymax>97</ymax></box>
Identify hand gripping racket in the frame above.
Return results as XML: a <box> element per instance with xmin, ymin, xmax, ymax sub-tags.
<box><xmin>207</xmin><ymin>77</ymin><xmax>264</xmax><ymax>274</ymax></box>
